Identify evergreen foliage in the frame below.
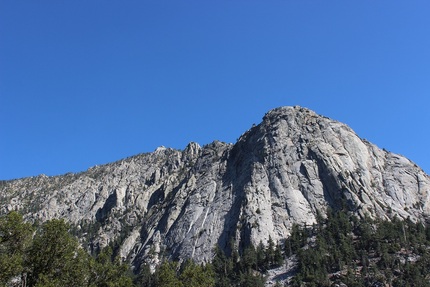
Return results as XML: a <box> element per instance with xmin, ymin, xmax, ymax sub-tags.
<box><xmin>154</xmin><ymin>261</ymin><xmax>183</xmax><ymax>287</ymax></box>
<box><xmin>209</xmin><ymin>238</ymin><xmax>285</xmax><ymax>287</ymax></box>
<box><xmin>27</xmin><ymin>219</ymin><xmax>88</xmax><ymax>286</ymax></box>
<box><xmin>0</xmin><ymin>212</ymin><xmax>133</xmax><ymax>287</ymax></box>
<box><xmin>3</xmin><ymin>208</ymin><xmax>430</xmax><ymax>287</ymax></box>
<box><xmin>0</xmin><ymin>212</ymin><xmax>33</xmax><ymax>286</ymax></box>
<box><xmin>288</xmin><ymin>208</ymin><xmax>430</xmax><ymax>287</ymax></box>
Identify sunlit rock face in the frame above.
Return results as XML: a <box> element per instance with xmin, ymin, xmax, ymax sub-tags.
<box><xmin>2</xmin><ymin>106</ymin><xmax>429</xmax><ymax>270</ymax></box>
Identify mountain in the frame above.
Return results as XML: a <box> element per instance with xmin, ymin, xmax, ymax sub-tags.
<box><xmin>1</xmin><ymin>106</ymin><xmax>429</xmax><ymax>271</ymax></box>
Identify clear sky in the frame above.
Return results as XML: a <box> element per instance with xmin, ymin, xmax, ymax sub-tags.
<box><xmin>1</xmin><ymin>1</ymin><xmax>429</xmax><ymax>180</ymax></box>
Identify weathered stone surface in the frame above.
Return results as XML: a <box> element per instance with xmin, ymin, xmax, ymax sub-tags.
<box><xmin>1</xmin><ymin>106</ymin><xmax>429</xmax><ymax>270</ymax></box>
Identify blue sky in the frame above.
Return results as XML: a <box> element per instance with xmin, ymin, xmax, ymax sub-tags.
<box><xmin>1</xmin><ymin>1</ymin><xmax>429</xmax><ymax>180</ymax></box>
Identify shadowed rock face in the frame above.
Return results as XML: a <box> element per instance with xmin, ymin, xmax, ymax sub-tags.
<box><xmin>1</xmin><ymin>106</ymin><xmax>429</xmax><ymax>270</ymax></box>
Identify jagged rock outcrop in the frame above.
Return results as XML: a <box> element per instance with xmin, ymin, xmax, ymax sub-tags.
<box><xmin>1</xmin><ymin>106</ymin><xmax>429</xmax><ymax>270</ymax></box>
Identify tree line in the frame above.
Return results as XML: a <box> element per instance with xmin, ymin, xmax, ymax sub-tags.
<box><xmin>0</xmin><ymin>211</ymin><xmax>133</xmax><ymax>287</ymax></box>
<box><xmin>0</xmin><ymin>212</ymin><xmax>282</xmax><ymax>287</ymax></box>
<box><xmin>3</xmin><ymin>208</ymin><xmax>430</xmax><ymax>286</ymax></box>
<box><xmin>286</xmin><ymin>208</ymin><xmax>430</xmax><ymax>286</ymax></box>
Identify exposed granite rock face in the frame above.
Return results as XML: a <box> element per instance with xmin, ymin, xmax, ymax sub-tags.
<box><xmin>1</xmin><ymin>106</ymin><xmax>429</xmax><ymax>270</ymax></box>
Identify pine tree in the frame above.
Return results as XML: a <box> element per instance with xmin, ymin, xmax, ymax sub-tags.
<box><xmin>179</xmin><ymin>259</ymin><xmax>215</xmax><ymax>287</ymax></box>
<box><xmin>90</xmin><ymin>246</ymin><xmax>134</xmax><ymax>287</ymax></box>
<box><xmin>26</xmin><ymin>218</ymin><xmax>91</xmax><ymax>287</ymax></box>
<box><xmin>266</xmin><ymin>236</ymin><xmax>275</xmax><ymax>268</ymax></box>
<box><xmin>155</xmin><ymin>261</ymin><xmax>183</xmax><ymax>287</ymax></box>
<box><xmin>256</xmin><ymin>241</ymin><xmax>266</xmax><ymax>271</ymax></box>
<box><xmin>135</xmin><ymin>264</ymin><xmax>155</xmax><ymax>287</ymax></box>
<box><xmin>0</xmin><ymin>211</ymin><xmax>33</xmax><ymax>286</ymax></box>
<box><xmin>273</xmin><ymin>244</ymin><xmax>283</xmax><ymax>268</ymax></box>
<box><xmin>212</xmin><ymin>245</ymin><xmax>234</xmax><ymax>287</ymax></box>
<box><xmin>241</xmin><ymin>244</ymin><xmax>257</xmax><ymax>272</ymax></box>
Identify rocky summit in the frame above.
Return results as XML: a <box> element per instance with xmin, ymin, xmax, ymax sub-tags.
<box><xmin>1</xmin><ymin>106</ymin><xmax>429</xmax><ymax>270</ymax></box>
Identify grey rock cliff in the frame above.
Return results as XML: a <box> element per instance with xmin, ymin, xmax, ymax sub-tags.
<box><xmin>1</xmin><ymin>106</ymin><xmax>429</xmax><ymax>270</ymax></box>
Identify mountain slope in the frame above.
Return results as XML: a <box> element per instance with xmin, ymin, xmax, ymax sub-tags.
<box><xmin>1</xmin><ymin>106</ymin><xmax>429</xmax><ymax>270</ymax></box>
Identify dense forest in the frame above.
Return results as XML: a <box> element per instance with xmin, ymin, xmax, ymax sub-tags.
<box><xmin>2</xmin><ymin>208</ymin><xmax>430</xmax><ymax>287</ymax></box>
<box><xmin>287</xmin><ymin>208</ymin><xmax>430</xmax><ymax>287</ymax></box>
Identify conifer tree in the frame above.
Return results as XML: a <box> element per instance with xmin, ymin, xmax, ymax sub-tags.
<box><xmin>241</xmin><ymin>244</ymin><xmax>257</xmax><ymax>271</ymax></box>
<box><xmin>179</xmin><ymin>259</ymin><xmax>215</xmax><ymax>287</ymax></box>
<box><xmin>90</xmin><ymin>246</ymin><xmax>134</xmax><ymax>287</ymax></box>
<box><xmin>155</xmin><ymin>261</ymin><xmax>182</xmax><ymax>287</ymax></box>
<box><xmin>256</xmin><ymin>241</ymin><xmax>266</xmax><ymax>271</ymax></box>
<box><xmin>0</xmin><ymin>211</ymin><xmax>33</xmax><ymax>286</ymax></box>
<box><xmin>212</xmin><ymin>245</ymin><xmax>234</xmax><ymax>287</ymax></box>
<box><xmin>26</xmin><ymin>219</ymin><xmax>89</xmax><ymax>286</ymax></box>
<box><xmin>266</xmin><ymin>236</ymin><xmax>275</xmax><ymax>267</ymax></box>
